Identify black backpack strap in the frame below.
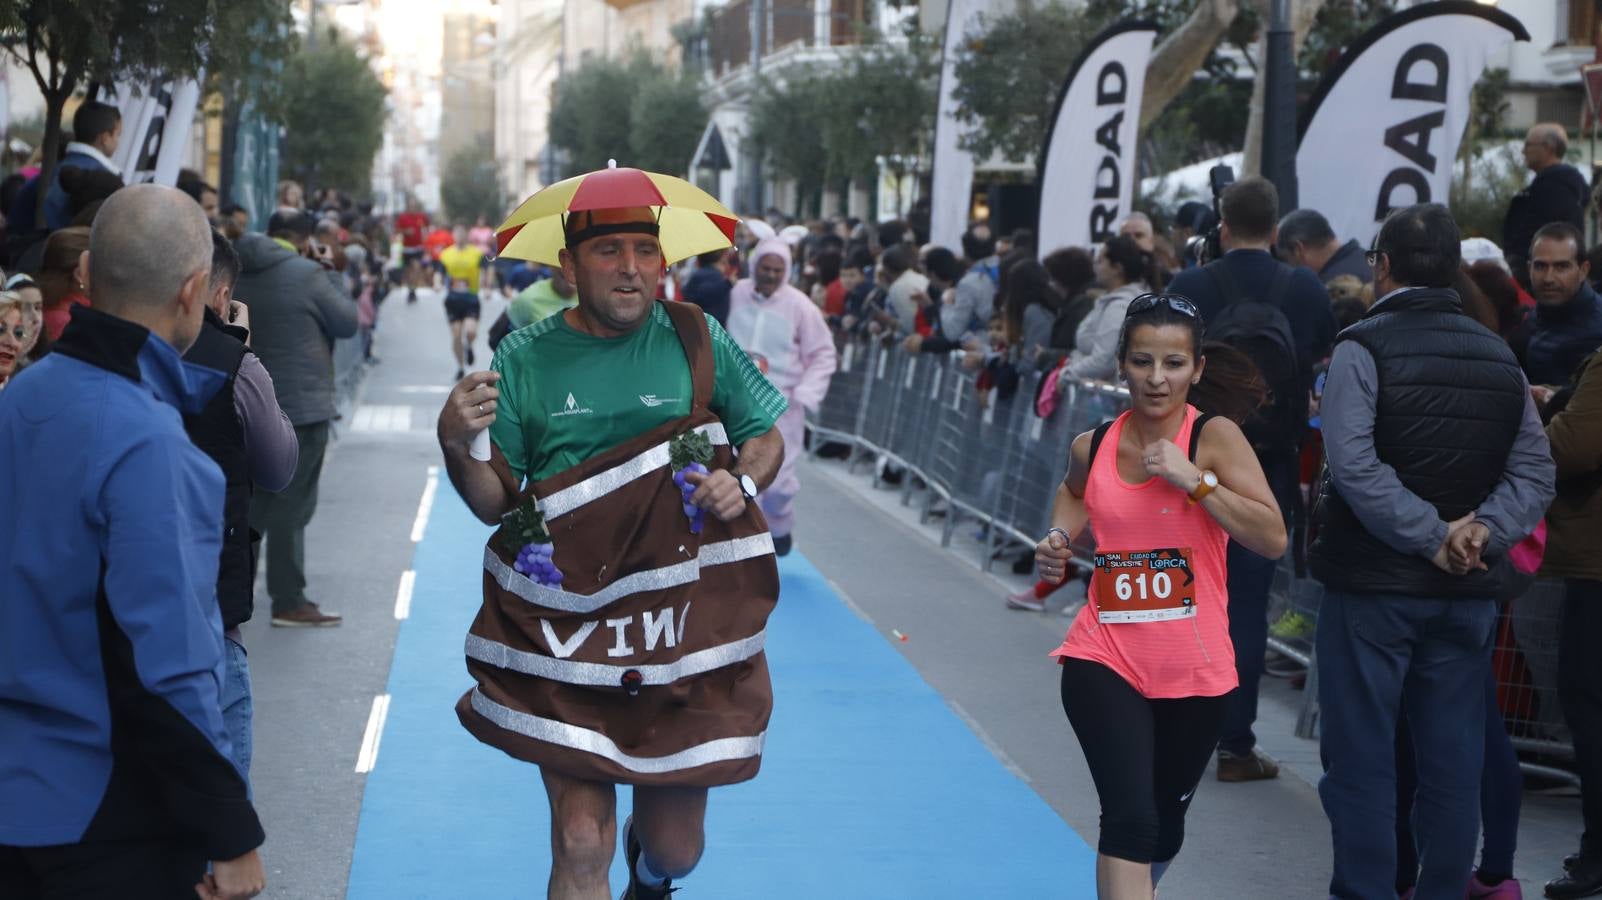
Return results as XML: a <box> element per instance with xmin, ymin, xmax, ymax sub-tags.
<box><xmin>1204</xmin><ymin>260</ymin><xmax>1245</xmax><ymax>308</ymax></box>
<box><xmin>1087</xmin><ymin>420</ymin><xmax>1116</xmax><ymax>467</ymax></box>
<box><xmin>1188</xmin><ymin>413</ymin><xmax>1215</xmax><ymax>461</ymax></box>
<box><xmin>1262</xmin><ymin>262</ymin><xmax>1294</xmax><ymax>308</ymax></box>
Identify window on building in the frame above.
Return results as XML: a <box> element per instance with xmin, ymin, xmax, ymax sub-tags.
<box><xmin>1564</xmin><ymin>0</ymin><xmax>1598</xmax><ymax>47</ymax></box>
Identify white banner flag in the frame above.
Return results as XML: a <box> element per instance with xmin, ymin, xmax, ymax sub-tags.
<box><xmin>1297</xmin><ymin>2</ymin><xmax>1527</xmax><ymax>247</ymax></box>
<box><xmin>929</xmin><ymin>0</ymin><xmax>986</xmax><ymax>252</ymax></box>
<box><xmin>1036</xmin><ymin>23</ymin><xmax>1158</xmax><ymax>256</ymax></box>
<box><xmin>105</xmin><ymin>75</ymin><xmax>204</xmax><ymax>186</ymax></box>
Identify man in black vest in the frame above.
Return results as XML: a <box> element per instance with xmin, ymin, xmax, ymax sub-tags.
<box><xmin>182</xmin><ymin>229</ymin><xmax>299</xmax><ymax>781</ymax></box>
<box><xmin>1310</xmin><ymin>203</ymin><xmax>1554</xmax><ymax>900</ymax></box>
<box><xmin>1168</xmin><ymin>176</ymin><xmax>1337</xmax><ymax>783</ymax></box>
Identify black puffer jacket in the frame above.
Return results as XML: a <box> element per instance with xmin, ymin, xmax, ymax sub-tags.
<box><xmin>1311</xmin><ymin>288</ymin><xmax>1528</xmax><ymax>598</ymax></box>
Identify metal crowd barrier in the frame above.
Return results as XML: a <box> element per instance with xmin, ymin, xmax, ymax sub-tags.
<box><xmin>806</xmin><ymin>336</ymin><xmax>1578</xmax><ymax>783</ymax></box>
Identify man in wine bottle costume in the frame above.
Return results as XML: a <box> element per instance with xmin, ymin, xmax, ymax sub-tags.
<box><xmin>437</xmin><ymin>203</ymin><xmax>787</xmax><ymax>900</ymax></box>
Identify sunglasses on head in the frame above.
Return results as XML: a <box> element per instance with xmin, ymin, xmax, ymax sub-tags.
<box><xmin>1126</xmin><ymin>293</ymin><xmax>1200</xmax><ymax>319</ymax></box>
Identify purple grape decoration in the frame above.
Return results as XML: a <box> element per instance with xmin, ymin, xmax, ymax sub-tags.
<box><xmin>668</xmin><ymin>433</ymin><xmax>715</xmax><ymax>535</ymax></box>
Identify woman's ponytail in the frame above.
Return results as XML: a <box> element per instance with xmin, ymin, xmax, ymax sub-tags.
<box><xmin>1190</xmin><ymin>341</ymin><xmax>1268</xmax><ymax>425</ymax></box>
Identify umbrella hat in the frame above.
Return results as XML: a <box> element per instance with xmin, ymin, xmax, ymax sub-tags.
<box><xmin>495</xmin><ymin>161</ymin><xmax>739</xmax><ymax>267</ymax></box>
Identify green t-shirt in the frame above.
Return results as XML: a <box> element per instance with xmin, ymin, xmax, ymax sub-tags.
<box><xmin>509</xmin><ymin>279</ymin><xmax>577</xmax><ymax>329</ymax></box>
<box><xmin>489</xmin><ymin>302</ymin><xmax>789</xmax><ymax>482</ymax></box>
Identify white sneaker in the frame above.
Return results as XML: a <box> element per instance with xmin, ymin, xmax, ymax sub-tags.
<box><xmin>1005</xmin><ymin>588</ymin><xmax>1045</xmax><ymax>612</ymax></box>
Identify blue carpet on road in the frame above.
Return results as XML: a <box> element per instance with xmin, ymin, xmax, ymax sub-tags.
<box><xmin>347</xmin><ymin>491</ymin><xmax>1095</xmax><ymax>898</ymax></box>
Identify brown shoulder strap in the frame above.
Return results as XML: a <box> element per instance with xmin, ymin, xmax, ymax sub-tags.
<box><xmin>660</xmin><ymin>300</ymin><xmax>715</xmax><ymax>411</ymax></box>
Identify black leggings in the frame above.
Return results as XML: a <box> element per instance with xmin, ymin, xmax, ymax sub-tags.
<box><xmin>1060</xmin><ymin>657</ymin><xmax>1227</xmax><ymax>863</ymax></box>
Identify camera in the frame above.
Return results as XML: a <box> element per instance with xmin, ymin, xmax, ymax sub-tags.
<box><xmin>1189</xmin><ymin>164</ymin><xmax>1235</xmax><ymax>266</ymax></box>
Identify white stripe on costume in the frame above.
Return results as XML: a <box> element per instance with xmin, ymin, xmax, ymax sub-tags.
<box><xmin>535</xmin><ymin>423</ymin><xmax>730</xmax><ymax>520</ymax></box>
<box><xmin>468</xmin><ymin>687</ymin><xmax>766</xmax><ymax>774</ymax></box>
<box><xmin>482</xmin><ymin>533</ymin><xmax>775</xmax><ymax>615</ymax></box>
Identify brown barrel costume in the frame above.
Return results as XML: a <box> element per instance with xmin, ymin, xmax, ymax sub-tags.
<box><xmin>456</xmin><ymin>301</ymin><xmax>780</xmax><ymax>787</ymax></box>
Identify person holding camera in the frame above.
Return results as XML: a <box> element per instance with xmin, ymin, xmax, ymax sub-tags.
<box><xmin>232</xmin><ymin>209</ymin><xmax>358</xmax><ymax>628</ymax></box>
<box><xmin>1165</xmin><ymin>176</ymin><xmax>1337</xmax><ymax>783</ymax></box>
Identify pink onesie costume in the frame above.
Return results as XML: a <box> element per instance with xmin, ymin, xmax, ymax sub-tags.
<box><xmin>727</xmin><ymin>237</ymin><xmax>838</xmax><ymax>539</ymax></box>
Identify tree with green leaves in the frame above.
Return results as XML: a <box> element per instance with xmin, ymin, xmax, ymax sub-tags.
<box><xmin>0</xmin><ymin>0</ymin><xmax>291</xmax><ymax>221</ymax></box>
<box><xmin>745</xmin><ymin>72</ymin><xmax>834</xmax><ymax>209</ymax></box>
<box><xmin>550</xmin><ymin>54</ymin><xmax>708</xmax><ymax>178</ymax></box>
<box><xmin>629</xmin><ymin>74</ymin><xmax>710</xmax><ymax>175</ymax></box>
<box><xmin>949</xmin><ymin>3</ymin><xmax>1099</xmax><ymax>165</ymax></box>
<box><xmin>820</xmin><ymin>32</ymin><xmax>941</xmax><ymax>186</ymax></box>
<box><xmin>441</xmin><ymin>146</ymin><xmax>506</xmax><ymax>225</ymax></box>
<box><xmin>278</xmin><ymin>32</ymin><xmax>388</xmax><ymax>195</ymax></box>
<box><xmin>745</xmin><ymin>31</ymin><xmax>937</xmax><ymax>216</ymax></box>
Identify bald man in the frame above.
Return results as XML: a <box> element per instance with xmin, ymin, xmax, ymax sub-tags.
<box><xmin>1119</xmin><ymin>212</ymin><xmax>1156</xmax><ymax>252</ymax></box>
<box><xmin>0</xmin><ymin>184</ymin><xmax>266</xmax><ymax>899</ymax></box>
<box><xmin>1504</xmin><ymin>122</ymin><xmax>1589</xmax><ymax>289</ymax></box>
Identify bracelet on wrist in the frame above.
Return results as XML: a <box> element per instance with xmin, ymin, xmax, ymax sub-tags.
<box><xmin>1046</xmin><ymin>527</ymin><xmax>1071</xmax><ymax>545</ymax></box>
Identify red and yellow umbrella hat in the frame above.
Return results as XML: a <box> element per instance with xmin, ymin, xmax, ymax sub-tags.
<box><xmin>494</xmin><ymin>161</ymin><xmax>739</xmax><ymax>267</ymax></box>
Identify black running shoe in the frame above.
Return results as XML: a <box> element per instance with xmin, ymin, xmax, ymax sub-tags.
<box><xmin>773</xmin><ymin>534</ymin><xmax>793</xmax><ymax>557</ymax></box>
<box><xmin>466</xmin><ymin>345</ymin><xmax>476</xmax><ymax>366</ymax></box>
<box><xmin>454</xmin><ymin>368</ymin><xmax>464</xmax><ymax>382</ymax></box>
<box><xmin>407</xmin><ymin>287</ymin><xmax>417</xmax><ymax>304</ymax></box>
<box><xmin>620</xmin><ymin>815</ymin><xmax>676</xmax><ymax>900</ymax></box>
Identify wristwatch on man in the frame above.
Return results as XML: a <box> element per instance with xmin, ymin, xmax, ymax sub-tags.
<box><xmin>737</xmin><ymin>473</ymin><xmax>759</xmax><ymax>501</ymax></box>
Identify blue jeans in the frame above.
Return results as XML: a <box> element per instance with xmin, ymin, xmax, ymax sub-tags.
<box><xmin>1395</xmin><ymin>659</ymin><xmax>1523</xmax><ymax>887</ymax></box>
<box><xmin>1219</xmin><ymin>541</ymin><xmax>1277</xmax><ymax>756</ymax></box>
<box><xmin>221</xmin><ymin>637</ymin><xmax>254</xmax><ymax>788</ymax></box>
<box><xmin>1316</xmin><ymin>590</ymin><xmax>1496</xmax><ymax>900</ymax></box>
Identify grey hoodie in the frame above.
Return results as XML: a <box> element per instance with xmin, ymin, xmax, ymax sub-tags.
<box><xmin>232</xmin><ymin>233</ymin><xmax>358</xmax><ymax>426</ymax></box>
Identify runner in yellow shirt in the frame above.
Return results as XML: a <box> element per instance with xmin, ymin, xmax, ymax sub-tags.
<box><xmin>440</xmin><ymin>226</ymin><xmax>486</xmax><ymax>294</ymax></box>
<box><xmin>440</xmin><ymin>226</ymin><xmax>489</xmax><ymax>378</ymax></box>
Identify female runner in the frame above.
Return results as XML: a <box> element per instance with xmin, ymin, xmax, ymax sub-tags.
<box><xmin>1036</xmin><ymin>294</ymin><xmax>1288</xmax><ymax>900</ymax></box>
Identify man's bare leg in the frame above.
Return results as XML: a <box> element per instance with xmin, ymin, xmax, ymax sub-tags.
<box><xmin>630</xmin><ymin>785</ymin><xmax>709</xmax><ymax>881</ymax></box>
<box><xmin>542</xmin><ymin>768</ymin><xmax>617</xmax><ymax>900</ymax></box>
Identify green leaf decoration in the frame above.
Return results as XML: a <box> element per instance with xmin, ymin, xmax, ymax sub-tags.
<box><xmin>500</xmin><ymin>496</ymin><xmax>551</xmax><ymax>555</ymax></box>
<box><xmin>669</xmin><ymin>431</ymin><xmax>714</xmax><ymax>471</ymax></box>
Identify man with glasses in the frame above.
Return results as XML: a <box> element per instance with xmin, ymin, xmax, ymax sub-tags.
<box><xmin>1503</xmin><ymin>123</ymin><xmax>1588</xmax><ymax>290</ymax></box>
<box><xmin>1520</xmin><ymin>221</ymin><xmax>1602</xmax><ymax>390</ymax></box>
<box><xmin>1311</xmin><ymin>203</ymin><xmax>1554</xmax><ymax>900</ymax></box>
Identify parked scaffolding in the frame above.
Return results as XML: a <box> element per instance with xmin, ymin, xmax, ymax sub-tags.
<box><xmin>806</xmin><ymin>337</ymin><xmax>1576</xmax><ymax>783</ymax></box>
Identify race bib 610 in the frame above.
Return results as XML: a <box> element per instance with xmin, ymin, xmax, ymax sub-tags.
<box><xmin>1091</xmin><ymin>548</ymin><xmax>1198</xmax><ymax>623</ymax></box>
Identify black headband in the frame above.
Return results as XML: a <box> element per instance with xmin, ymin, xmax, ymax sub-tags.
<box><xmin>564</xmin><ymin>214</ymin><xmax>660</xmax><ymax>249</ymax></box>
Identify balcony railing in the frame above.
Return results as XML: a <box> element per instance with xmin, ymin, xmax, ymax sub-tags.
<box><xmin>701</xmin><ymin>0</ymin><xmax>871</xmax><ymax>79</ymax></box>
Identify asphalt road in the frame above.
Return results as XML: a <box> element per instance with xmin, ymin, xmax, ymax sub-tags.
<box><xmin>243</xmin><ymin>284</ymin><xmax>499</xmax><ymax>899</ymax></box>
<box><xmin>240</xmin><ymin>284</ymin><xmax>1580</xmax><ymax>898</ymax></box>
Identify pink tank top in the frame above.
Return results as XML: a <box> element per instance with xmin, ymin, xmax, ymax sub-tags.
<box><xmin>1050</xmin><ymin>406</ymin><xmax>1237</xmax><ymax>699</ymax></box>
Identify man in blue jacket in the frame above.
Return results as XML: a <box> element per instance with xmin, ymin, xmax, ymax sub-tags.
<box><xmin>7</xmin><ymin>100</ymin><xmax>122</xmax><ymax>234</ymax></box>
<box><xmin>0</xmin><ymin>185</ymin><xmax>266</xmax><ymax>899</ymax></box>
<box><xmin>1522</xmin><ymin>221</ymin><xmax>1602</xmax><ymax>389</ymax></box>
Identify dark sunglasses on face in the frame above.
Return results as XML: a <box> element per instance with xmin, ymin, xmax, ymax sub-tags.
<box><xmin>1126</xmin><ymin>292</ymin><xmax>1200</xmax><ymax>319</ymax></box>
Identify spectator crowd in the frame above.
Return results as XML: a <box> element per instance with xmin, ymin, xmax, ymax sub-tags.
<box><xmin>660</xmin><ymin>120</ymin><xmax>1602</xmax><ymax>900</ymax></box>
<box><xmin>0</xmin><ymin>94</ymin><xmax>1600</xmax><ymax>900</ymax></box>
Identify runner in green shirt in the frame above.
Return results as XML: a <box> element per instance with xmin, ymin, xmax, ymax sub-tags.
<box><xmin>490</xmin><ymin>299</ymin><xmax>786</xmax><ymax>482</ymax></box>
<box><xmin>437</xmin><ymin>204</ymin><xmax>786</xmax><ymax>900</ymax></box>
<box><xmin>507</xmin><ymin>271</ymin><xmax>579</xmax><ymax>330</ymax></box>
